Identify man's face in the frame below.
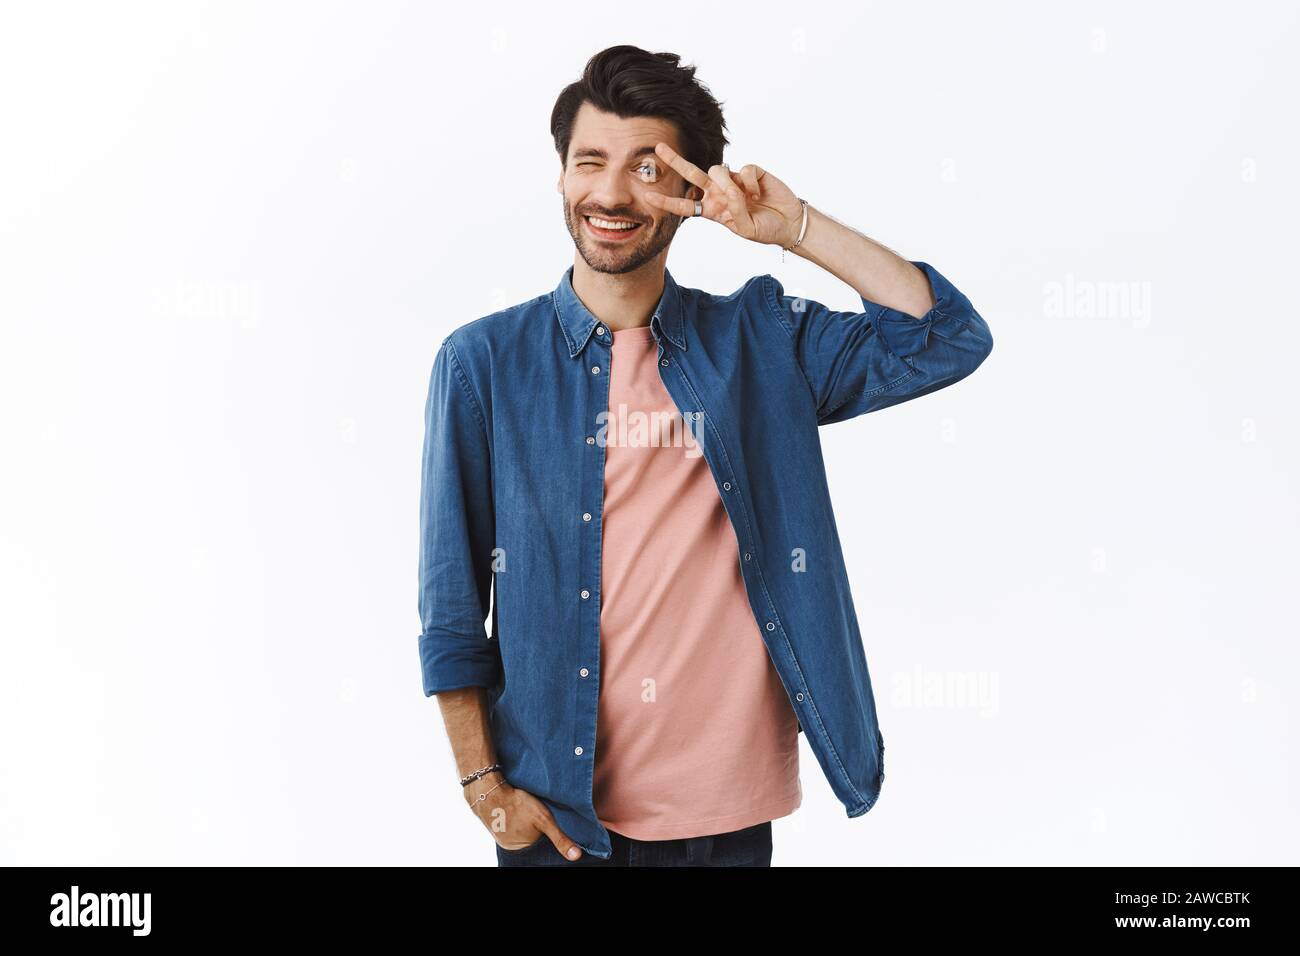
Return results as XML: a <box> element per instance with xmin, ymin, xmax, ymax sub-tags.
<box><xmin>558</xmin><ymin>102</ymin><xmax>699</xmax><ymax>275</ymax></box>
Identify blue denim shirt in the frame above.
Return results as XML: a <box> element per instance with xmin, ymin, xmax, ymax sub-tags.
<box><xmin>419</xmin><ymin>260</ymin><xmax>993</xmax><ymax>859</ymax></box>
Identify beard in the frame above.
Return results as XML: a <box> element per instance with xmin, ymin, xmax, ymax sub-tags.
<box><xmin>562</xmin><ymin>196</ymin><xmax>683</xmax><ymax>275</ymax></box>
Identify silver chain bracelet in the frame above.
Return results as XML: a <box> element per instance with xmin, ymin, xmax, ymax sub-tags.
<box><xmin>460</xmin><ymin>762</ymin><xmax>501</xmax><ymax>787</ymax></box>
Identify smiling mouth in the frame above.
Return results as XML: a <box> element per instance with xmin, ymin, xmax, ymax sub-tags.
<box><xmin>584</xmin><ymin>215</ymin><xmax>645</xmax><ymax>241</ymax></box>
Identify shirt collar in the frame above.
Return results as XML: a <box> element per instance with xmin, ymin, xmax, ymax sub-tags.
<box><xmin>552</xmin><ymin>263</ymin><xmax>687</xmax><ymax>357</ymax></box>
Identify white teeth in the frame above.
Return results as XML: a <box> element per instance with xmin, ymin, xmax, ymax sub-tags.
<box><xmin>588</xmin><ymin>217</ymin><xmax>639</xmax><ymax>230</ymax></box>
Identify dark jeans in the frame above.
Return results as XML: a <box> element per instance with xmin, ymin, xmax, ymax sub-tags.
<box><xmin>495</xmin><ymin>820</ymin><xmax>773</xmax><ymax>867</ymax></box>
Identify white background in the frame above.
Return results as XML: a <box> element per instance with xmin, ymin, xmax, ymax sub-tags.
<box><xmin>1</xmin><ymin>0</ymin><xmax>1296</xmax><ymax>866</ymax></box>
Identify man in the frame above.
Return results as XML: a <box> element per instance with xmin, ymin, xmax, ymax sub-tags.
<box><xmin>418</xmin><ymin>45</ymin><xmax>993</xmax><ymax>867</ymax></box>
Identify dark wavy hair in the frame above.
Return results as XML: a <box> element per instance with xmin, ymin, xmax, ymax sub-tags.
<box><xmin>550</xmin><ymin>45</ymin><xmax>729</xmax><ymax>177</ymax></box>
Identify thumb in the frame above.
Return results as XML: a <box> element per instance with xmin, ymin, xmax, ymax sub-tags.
<box><xmin>539</xmin><ymin>817</ymin><xmax>583</xmax><ymax>861</ymax></box>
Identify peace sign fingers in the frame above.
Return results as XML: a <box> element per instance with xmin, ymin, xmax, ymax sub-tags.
<box><xmin>653</xmin><ymin>141</ymin><xmax>712</xmax><ymax>194</ymax></box>
<box><xmin>641</xmin><ymin>143</ymin><xmax>802</xmax><ymax>246</ymax></box>
<box><xmin>644</xmin><ymin>141</ymin><xmax>752</xmax><ymax>233</ymax></box>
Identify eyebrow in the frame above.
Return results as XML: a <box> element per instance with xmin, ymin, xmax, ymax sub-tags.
<box><xmin>570</xmin><ymin>145</ymin><xmax>659</xmax><ymax>162</ymax></box>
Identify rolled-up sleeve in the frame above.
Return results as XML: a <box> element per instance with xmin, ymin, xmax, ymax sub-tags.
<box><xmin>762</xmin><ymin>261</ymin><xmax>994</xmax><ymax>425</ymax></box>
<box><xmin>417</xmin><ymin>336</ymin><xmax>502</xmax><ymax>695</ymax></box>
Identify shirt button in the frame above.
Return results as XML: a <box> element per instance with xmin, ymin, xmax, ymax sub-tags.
<box><xmin>765</xmin><ymin>621</ymin><xmax>775</xmax><ymax>631</ymax></box>
<box><xmin>796</xmin><ymin>692</ymin><xmax>804</xmax><ymax>701</ymax></box>
<box><xmin>723</xmin><ymin>481</ymin><xmax>732</xmax><ymax>491</ymax></box>
<box><xmin>580</xmin><ymin>667</ymin><xmax>589</xmax><ymax>677</ymax></box>
<box><xmin>580</xmin><ymin>589</ymin><xmax>590</xmax><ymax>599</ymax></box>
<box><xmin>585</xmin><ymin>435</ymin><xmax>595</xmax><ymax>445</ymax></box>
<box><xmin>591</xmin><ymin>366</ymin><xmax>600</xmax><ymax>375</ymax></box>
<box><xmin>582</xmin><ymin>512</ymin><xmax>592</xmax><ymax>522</ymax></box>
<box><xmin>574</xmin><ymin>746</ymin><xmax>584</xmax><ymax>756</ymax></box>
<box><xmin>660</xmin><ymin>358</ymin><xmax>669</xmax><ymax>367</ymax></box>
<box><xmin>596</xmin><ymin>326</ymin><xmax>606</xmax><ymax>336</ymax></box>
<box><xmin>744</xmin><ymin>552</ymin><xmax>751</xmax><ymax>561</ymax></box>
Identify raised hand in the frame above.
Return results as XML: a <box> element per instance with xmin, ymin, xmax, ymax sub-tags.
<box><xmin>642</xmin><ymin>141</ymin><xmax>804</xmax><ymax>248</ymax></box>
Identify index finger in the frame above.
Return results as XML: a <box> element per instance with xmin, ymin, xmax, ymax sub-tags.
<box><xmin>655</xmin><ymin>141</ymin><xmax>712</xmax><ymax>193</ymax></box>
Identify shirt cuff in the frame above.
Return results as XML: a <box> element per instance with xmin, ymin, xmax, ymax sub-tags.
<box><xmin>868</xmin><ymin>261</ymin><xmax>973</xmax><ymax>360</ymax></box>
<box><xmin>419</xmin><ymin>629</ymin><xmax>501</xmax><ymax>695</ymax></box>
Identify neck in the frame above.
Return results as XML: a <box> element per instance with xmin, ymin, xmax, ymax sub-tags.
<box><xmin>570</xmin><ymin>253</ymin><xmax>667</xmax><ymax>333</ymax></box>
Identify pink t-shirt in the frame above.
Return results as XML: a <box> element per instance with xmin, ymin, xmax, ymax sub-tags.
<box><xmin>591</xmin><ymin>324</ymin><xmax>801</xmax><ymax>840</ymax></box>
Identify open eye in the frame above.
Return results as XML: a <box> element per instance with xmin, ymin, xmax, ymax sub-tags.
<box><xmin>635</xmin><ymin>159</ymin><xmax>660</xmax><ymax>183</ymax></box>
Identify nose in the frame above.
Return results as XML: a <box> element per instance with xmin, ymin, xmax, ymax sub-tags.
<box><xmin>584</xmin><ymin>164</ymin><xmax>638</xmax><ymax>216</ymax></box>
